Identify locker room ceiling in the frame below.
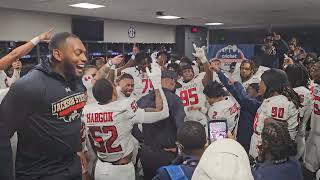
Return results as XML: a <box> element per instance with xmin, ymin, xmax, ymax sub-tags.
<box><xmin>0</xmin><ymin>0</ymin><xmax>320</xmax><ymax>29</ymax></box>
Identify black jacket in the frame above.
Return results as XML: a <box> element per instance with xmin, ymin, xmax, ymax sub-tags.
<box><xmin>137</xmin><ymin>88</ymin><xmax>185</xmax><ymax>150</ymax></box>
<box><xmin>0</xmin><ymin>59</ymin><xmax>86</xmax><ymax>179</ymax></box>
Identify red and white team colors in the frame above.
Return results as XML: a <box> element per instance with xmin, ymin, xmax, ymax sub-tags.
<box><xmin>294</xmin><ymin>86</ymin><xmax>313</xmax><ymax>159</ymax></box>
<box><xmin>82</xmin><ymin>74</ymin><xmax>97</xmax><ymax>104</ymax></box>
<box><xmin>121</xmin><ymin>67</ymin><xmax>153</xmax><ymax>99</ymax></box>
<box><xmin>305</xmin><ymin>83</ymin><xmax>320</xmax><ymax>173</ymax></box>
<box><xmin>208</xmin><ymin>96</ymin><xmax>240</xmax><ymax>136</ymax></box>
<box><xmin>249</xmin><ymin>95</ymin><xmax>299</xmax><ymax>158</ymax></box>
<box><xmin>176</xmin><ymin>72</ymin><xmax>207</xmax><ymax>126</ymax></box>
<box><xmin>82</xmin><ymin>66</ymin><xmax>168</xmax><ymax>180</ymax></box>
<box><xmin>0</xmin><ymin>70</ymin><xmax>20</xmax><ymax>89</ymax></box>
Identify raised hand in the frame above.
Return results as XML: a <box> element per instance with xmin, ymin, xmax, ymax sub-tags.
<box><xmin>12</xmin><ymin>60</ymin><xmax>22</xmax><ymax>70</ymax></box>
<box><xmin>110</xmin><ymin>55</ymin><xmax>124</xmax><ymax>66</ymax></box>
<box><xmin>283</xmin><ymin>54</ymin><xmax>294</xmax><ymax>68</ymax></box>
<box><xmin>151</xmin><ymin>51</ymin><xmax>158</xmax><ymax>63</ymax></box>
<box><xmin>146</xmin><ymin>62</ymin><xmax>162</xmax><ymax>89</ymax></box>
<box><xmin>192</xmin><ymin>44</ymin><xmax>207</xmax><ymax>63</ymax></box>
<box><xmin>38</xmin><ymin>28</ymin><xmax>54</xmax><ymax>41</ymax></box>
<box><xmin>273</xmin><ymin>32</ymin><xmax>281</xmax><ymax>41</ymax></box>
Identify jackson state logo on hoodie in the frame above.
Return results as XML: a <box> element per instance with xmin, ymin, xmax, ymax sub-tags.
<box><xmin>51</xmin><ymin>93</ymin><xmax>87</xmax><ymax>122</ymax></box>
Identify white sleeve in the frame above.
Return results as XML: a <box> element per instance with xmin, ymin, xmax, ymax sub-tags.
<box><xmin>80</xmin><ymin>120</ymin><xmax>88</xmax><ymax>152</ymax></box>
<box><xmin>130</xmin><ymin>88</ymin><xmax>169</xmax><ymax>124</ymax></box>
<box><xmin>121</xmin><ymin>67</ymin><xmax>131</xmax><ymax>74</ymax></box>
<box><xmin>195</xmin><ymin>72</ymin><xmax>206</xmax><ymax>82</ymax></box>
<box><xmin>0</xmin><ymin>88</ymin><xmax>9</xmax><ymax>103</ymax></box>
<box><xmin>7</xmin><ymin>69</ymin><xmax>20</xmax><ymax>86</ymax></box>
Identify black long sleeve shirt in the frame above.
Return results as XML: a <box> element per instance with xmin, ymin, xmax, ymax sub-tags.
<box><xmin>137</xmin><ymin>88</ymin><xmax>185</xmax><ymax>150</ymax></box>
<box><xmin>0</xmin><ymin>59</ymin><xmax>86</xmax><ymax>179</ymax></box>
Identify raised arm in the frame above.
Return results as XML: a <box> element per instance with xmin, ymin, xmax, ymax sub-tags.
<box><xmin>7</xmin><ymin>61</ymin><xmax>22</xmax><ymax>86</ymax></box>
<box><xmin>192</xmin><ymin>44</ymin><xmax>212</xmax><ymax>87</ymax></box>
<box><xmin>210</xmin><ymin>62</ymin><xmax>261</xmax><ymax>114</ymax></box>
<box><xmin>116</xmin><ymin>59</ymin><xmax>136</xmax><ymax>76</ymax></box>
<box><xmin>94</xmin><ymin>55</ymin><xmax>124</xmax><ymax>82</ymax></box>
<box><xmin>132</xmin><ymin>63</ymin><xmax>169</xmax><ymax>124</ymax></box>
<box><xmin>0</xmin><ymin>29</ymin><xmax>53</xmax><ymax>70</ymax></box>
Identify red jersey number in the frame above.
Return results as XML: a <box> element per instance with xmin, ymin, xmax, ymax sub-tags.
<box><xmin>179</xmin><ymin>87</ymin><xmax>199</xmax><ymax>106</ymax></box>
<box><xmin>131</xmin><ymin>101</ymin><xmax>138</xmax><ymax>113</ymax></box>
<box><xmin>314</xmin><ymin>103</ymin><xmax>320</xmax><ymax>115</ymax></box>
<box><xmin>271</xmin><ymin>107</ymin><xmax>284</xmax><ymax>119</ymax></box>
<box><xmin>89</xmin><ymin>125</ymin><xmax>123</xmax><ymax>154</ymax></box>
<box><xmin>142</xmin><ymin>79</ymin><xmax>154</xmax><ymax>94</ymax></box>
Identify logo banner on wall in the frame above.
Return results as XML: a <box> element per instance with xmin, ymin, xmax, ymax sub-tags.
<box><xmin>208</xmin><ymin>44</ymin><xmax>255</xmax><ymax>70</ymax></box>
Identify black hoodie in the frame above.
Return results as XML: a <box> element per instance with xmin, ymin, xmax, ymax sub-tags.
<box><xmin>0</xmin><ymin>59</ymin><xmax>86</xmax><ymax>179</ymax></box>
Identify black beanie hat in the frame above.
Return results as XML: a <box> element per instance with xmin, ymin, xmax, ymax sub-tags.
<box><xmin>261</xmin><ymin>69</ymin><xmax>289</xmax><ymax>98</ymax></box>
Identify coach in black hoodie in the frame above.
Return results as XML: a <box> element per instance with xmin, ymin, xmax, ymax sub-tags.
<box><xmin>0</xmin><ymin>32</ymin><xmax>87</xmax><ymax>180</ymax></box>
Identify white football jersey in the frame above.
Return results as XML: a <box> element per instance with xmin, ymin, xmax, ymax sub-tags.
<box><xmin>82</xmin><ymin>74</ymin><xmax>97</xmax><ymax>104</ymax></box>
<box><xmin>231</xmin><ymin>63</ymin><xmax>269</xmax><ymax>90</ymax></box>
<box><xmin>208</xmin><ymin>96</ymin><xmax>240</xmax><ymax>134</ymax></box>
<box><xmin>253</xmin><ymin>95</ymin><xmax>299</xmax><ymax>139</ymax></box>
<box><xmin>0</xmin><ymin>88</ymin><xmax>9</xmax><ymax>102</ymax></box>
<box><xmin>311</xmin><ymin>83</ymin><xmax>320</xmax><ymax>134</ymax></box>
<box><xmin>82</xmin><ymin>98</ymin><xmax>148</xmax><ymax>162</ymax></box>
<box><xmin>294</xmin><ymin>86</ymin><xmax>313</xmax><ymax>135</ymax></box>
<box><xmin>0</xmin><ymin>70</ymin><xmax>20</xmax><ymax>89</ymax></box>
<box><xmin>121</xmin><ymin>67</ymin><xmax>153</xmax><ymax>99</ymax></box>
<box><xmin>176</xmin><ymin>72</ymin><xmax>207</xmax><ymax>123</ymax></box>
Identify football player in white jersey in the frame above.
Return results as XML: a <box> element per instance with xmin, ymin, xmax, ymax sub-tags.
<box><xmin>305</xmin><ymin>61</ymin><xmax>320</xmax><ymax>178</ymax></box>
<box><xmin>249</xmin><ymin>69</ymin><xmax>301</xmax><ymax>158</ymax></box>
<box><xmin>204</xmin><ymin>81</ymin><xmax>241</xmax><ymax>136</ymax></box>
<box><xmin>284</xmin><ymin>63</ymin><xmax>313</xmax><ymax>160</ymax></box>
<box><xmin>231</xmin><ymin>60</ymin><xmax>269</xmax><ymax>90</ymax></box>
<box><xmin>82</xmin><ymin>64</ymin><xmax>169</xmax><ymax>180</ymax></box>
<box><xmin>0</xmin><ymin>60</ymin><xmax>22</xmax><ymax>89</ymax></box>
<box><xmin>82</xmin><ymin>65</ymin><xmax>98</xmax><ymax>104</ymax></box>
<box><xmin>175</xmin><ymin>44</ymin><xmax>212</xmax><ymax>127</ymax></box>
<box><xmin>120</xmin><ymin>53</ymin><xmax>154</xmax><ymax>99</ymax></box>
<box><xmin>82</xmin><ymin>55</ymin><xmax>125</xmax><ymax>103</ymax></box>
<box><xmin>115</xmin><ymin>73</ymin><xmax>134</xmax><ymax>100</ymax></box>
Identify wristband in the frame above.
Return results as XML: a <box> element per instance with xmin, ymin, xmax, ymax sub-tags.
<box><xmin>30</xmin><ymin>36</ymin><xmax>40</xmax><ymax>46</ymax></box>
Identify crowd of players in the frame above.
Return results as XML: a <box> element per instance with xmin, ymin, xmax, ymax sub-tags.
<box><xmin>0</xmin><ymin>29</ymin><xmax>319</xmax><ymax>180</ymax></box>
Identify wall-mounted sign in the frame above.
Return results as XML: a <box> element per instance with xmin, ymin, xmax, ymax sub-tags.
<box><xmin>128</xmin><ymin>26</ymin><xmax>136</xmax><ymax>39</ymax></box>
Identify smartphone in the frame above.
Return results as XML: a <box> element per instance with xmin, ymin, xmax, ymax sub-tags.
<box><xmin>208</xmin><ymin>119</ymin><xmax>228</xmax><ymax>143</ymax></box>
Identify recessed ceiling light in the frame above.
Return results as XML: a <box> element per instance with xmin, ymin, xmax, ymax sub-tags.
<box><xmin>69</xmin><ymin>3</ymin><xmax>105</xmax><ymax>9</ymax></box>
<box><xmin>156</xmin><ymin>15</ymin><xmax>182</xmax><ymax>20</ymax></box>
<box><xmin>205</xmin><ymin>22</ymin><xmax>224</xmax><ymax>26</ymax></box>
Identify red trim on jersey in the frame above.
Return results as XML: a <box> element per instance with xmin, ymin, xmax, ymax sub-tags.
<box><xmin>314</xmin><ymin>96</ymin><xmax>320</xmax><ymax>101</ymax></box>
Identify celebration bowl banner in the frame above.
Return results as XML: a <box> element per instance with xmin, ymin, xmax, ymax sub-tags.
<box><xmin>208</xmin><ymin>44</ymin><xmax>255</xmax><ymax>70</ymax></box>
